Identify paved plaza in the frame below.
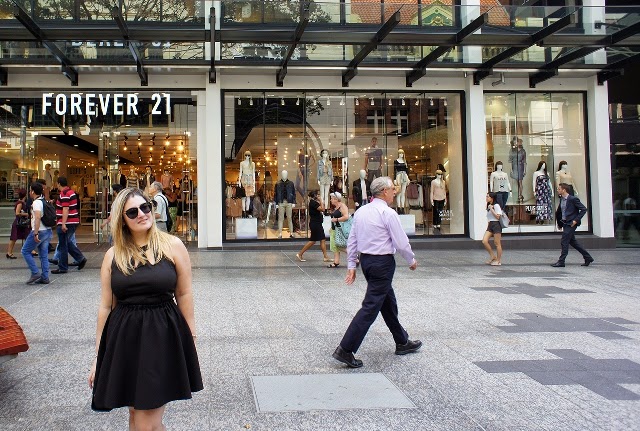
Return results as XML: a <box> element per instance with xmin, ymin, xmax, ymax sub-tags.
<box><xmin>1</xmin><ymin>247</ymin><xmax>639</xmax><ymax>430</ymax></box>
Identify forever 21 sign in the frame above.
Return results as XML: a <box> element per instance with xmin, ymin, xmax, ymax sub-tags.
<box><xmin>42</xmin><ymin>93</ymin><xmax>171</xmax><ymax>116</ymax></box>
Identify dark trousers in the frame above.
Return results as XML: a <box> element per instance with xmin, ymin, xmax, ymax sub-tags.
<box><xmin>367</xmin><ymin>169</ymin><xmax>381</xmax><ymax>184</ymax></box>
<box><xmin>433</xmin><ymin>199</ymin><xmax>445</xmax><ymax>225</ymax></box>
<box><xmin>559</xmin><ymin>224</ymin><xmax>592</xmax><ymax>263</ymax></box>
<box><xmin>340</xmin><ymin>254</ymin><xmax>408</xmax><ymax>353</ymax></box>
<box><xmin>495</xmin><ymin>192</ymin><xmax>509</xmax><ymax>210</ymax></box>
<box><xmin>57</xmin><ymin>224</ymin><xmax>85</xmax><ymax>271</ymax></box>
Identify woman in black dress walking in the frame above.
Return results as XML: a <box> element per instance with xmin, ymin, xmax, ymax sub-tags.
<box><xmin>89</xmin><ymin>187</ymin><xmax>202</xmax><ymax>430</ymax></box>
<box><xmin>296</xmin><ymin>190</ymin><xmax>331</xmax><ymax>263</ymax></box>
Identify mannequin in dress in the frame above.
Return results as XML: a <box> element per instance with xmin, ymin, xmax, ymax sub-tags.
<box><xmin>239</xmin><ymin>150</ymin><xmax>256</xmax><ymax>217</ymax></box>
<box><xmin>317</xmin><ymin>149</ymin><xmax>332</xmax><ymax>211</ymax></box>
<box><xmin>430</xmin><ymin>169</ymin><xmax>447</xmax><ymax>229</ymax></box>
<box><xmin>274</xmin><ymin>170</ymin><xmax>296</xmax><ymax>238</ymax></box>
<box><xmin>490</xmin><ymin>161</ymin><xmax>511</xmax><ymax>210</ymax></box>
<box><xmin>352</xmin><ymin>169</ymin><xmax>371</xmax><ymax>210</ymax></box>
<box><xmin>532</xmin><ymin>161</ymin><xmax>553</xmax><ymax>224</ymax></box>
<box><xmin>394</xmin><ymin>149</ymin><xmax>409</xmax><ymax>213</ymax></box>
<box><xmin>555</xmin><ymin>161</ymin><xmax>578</xmax><ymax>196</ymax></box>
<box><xmin>126</xmin><ymin>166</ymin><xmax>140</xmax><ymax>189</ymax></box>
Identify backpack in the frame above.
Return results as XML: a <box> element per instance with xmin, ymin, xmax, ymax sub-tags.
<box><xmin>406</xmin><ymin>182</ymin><xmax>419</xmax><ymax>199</ymax></box>
<box><xmin>39</xmin><ymin>197</ymin><xmax>57</xmax><ymax>227</ymax></box>
<box><xmin>158</xmin><ymin>194</ymin><xmax>173</xmax><ymax>232</ymax></box>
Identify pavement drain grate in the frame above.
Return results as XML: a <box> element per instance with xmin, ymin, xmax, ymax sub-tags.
<box><xmin>471</xmin><ymin>283</ymin><xmax>594</xmax><ymax>298</ymax></box>
<box><xmin>250</xmin><ymin>373</ymin><xmax>416</xmax><ymax>412</ymax></box>
<box><xmin>474</xmin><ymin>349</ymin><xmax>640</xmax><ymax>400</ymax></box>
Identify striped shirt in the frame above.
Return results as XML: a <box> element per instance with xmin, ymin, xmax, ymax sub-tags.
<box><xmin>56</xmin><ymin>186</ymin><xmax>80</xmax><ymax>225</ymax></box>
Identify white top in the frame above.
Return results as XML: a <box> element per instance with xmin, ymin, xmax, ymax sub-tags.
<box><xmin>153</xmin><ymin>194</ymin><xmax>167</xmax><ymax>222</ymax></box>
<box><xmin>359</xmin><ymin>178</ymin><xmax>367</xmax><ymax>200</ymax></box>
<box><xmin>487</xmin><ymin>203</ymin><xmax>502</xmax><ymax>222</ymax></box>
<box><xmin>490</xmin><ymin>171</ymin><xmax>511</xmax><ymax>193</ymax></box>
<box><xmin>239</xmin><ymin>160</ymin><xmax>256</xmax><ymax>184</ymax></box>
<box><xmin>555</xmin><ymin>170</ymin><xmax>577</xmax><ymax>196</ymax></box>
<box><xmin>31</xmin><ymin>198</ymin><xmax>50</xmax><ymax>231</ymax></box>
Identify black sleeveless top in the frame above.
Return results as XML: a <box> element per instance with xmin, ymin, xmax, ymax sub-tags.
<box><xmin>111</xmin><ymin>257</ymin><xmax>177</xmax><ymax>305</ymax></box>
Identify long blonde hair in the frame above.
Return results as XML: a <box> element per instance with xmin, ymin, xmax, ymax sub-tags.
<box><xmin>110</xmin><ymin>187</ymin><xmax>174</xmax><ymax>275</ymax></box>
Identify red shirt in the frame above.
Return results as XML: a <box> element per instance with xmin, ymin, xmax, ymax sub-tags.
<box><xmin>56</xmin><ymin>186</ymin><xmax>80</xmax><ymax>225</ymax></box>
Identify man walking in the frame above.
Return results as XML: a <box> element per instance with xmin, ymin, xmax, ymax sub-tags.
<box><xmin>21</xmin><ymin>182</ymin><xmax>53</xmax><ymax>284</ymax></box>
<box><xmin>333</xmin><ymin>176</ymin><xmax>422</xmax><ymax>368</ymax></box>
<box><xmin>551</xmin><ymin>183</ymin><xmax>594</xmax><ymax>267</ymax></box>
<box><xmin>150</xmin><ymin>181</ymin><xmax>169</xmax><ymax>232</ymax></box>
<box><xmin>52</xmin><ymin>177</ymin><xmax>87</xmax><ymax>274</ymax></box>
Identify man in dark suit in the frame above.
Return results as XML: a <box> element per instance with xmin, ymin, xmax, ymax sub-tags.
<box><xmin>551</xmin><ymin>183</ymin><xmax>594</xmax><ymax>267</ymax></box>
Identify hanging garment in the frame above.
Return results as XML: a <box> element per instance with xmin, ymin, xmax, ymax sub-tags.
<box><xmin>535</xmin><ymin>174</ymin><xmax>553</xmax><ymax>221</ymax></box>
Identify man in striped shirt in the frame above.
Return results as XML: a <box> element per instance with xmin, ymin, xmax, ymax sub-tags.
<box><xmin>51</xmin><ymin>176</ymin><xmax>87</xmax><ymax>274</ymax></box>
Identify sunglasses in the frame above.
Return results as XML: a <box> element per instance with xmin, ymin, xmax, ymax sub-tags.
<box><xmin>124</xmin><ymin>202</ymin><xmax>153</xmax><ymax>220</ymax></box>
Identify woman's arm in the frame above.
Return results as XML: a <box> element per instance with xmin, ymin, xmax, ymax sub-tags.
<box><xmin>89</xmin><ymin>247</ymin><xmax>115</xmax><ymax>388</ymax></box>
<box><xmin>171</xmin><ymin>236</ymin><xmax>196</xmax><ymax>336</ymax></box>
<box><xmin>15</xmin><ymin>201</ymin><xmax>24</xmax><ymax>216</ymax></box>
<box><xmin>337</xmin><ymin>204</ymin><xmax>350</xmax><ymax>222</ymax></box>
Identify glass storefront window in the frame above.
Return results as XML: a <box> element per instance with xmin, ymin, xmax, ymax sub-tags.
<box><xmin>485</xmin><ymin>92</ymin><xmax>589</xmax><ymax>233</ymax></box>
<box><xmin>223</xmin><ymin>91</ymin><xmax>465</xmax><ymax>241</ymax></box>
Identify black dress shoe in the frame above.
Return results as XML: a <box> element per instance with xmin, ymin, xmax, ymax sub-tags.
<box><xmin>395</xmin><ymin>339</ymin><xmax>423</xmax><ymax>355</ymax></box>
<box><xmin>332</xmin><ymin>346</ymin><xmax>363</xmax><ymax>368</ymax></box>
<box><xmin>77</xmin><ymin>258</ymin><xmax>87</xmax><ymax>270</ymax></box>
<box><xmin>581</xmin><ymin>257</ymin><xmax>594</xmax><ymax>267</ymax></box>
<box><xmin>51</xmin><ymin>269</ymin><xmax>68</xmax><ymax>274</ymax></box>
<box><xmin>48</xmin><ymin>258</ymin><xmax>59</xmax><ymax>265</ymax></box>
<box><xmin>550</xmin><ymin>262</ymin><xmax>565</xmax><ymax>268</ymax></box>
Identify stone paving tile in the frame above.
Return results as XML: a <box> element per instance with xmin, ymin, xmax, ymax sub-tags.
<box><xmin>1</xmin><ymin>248</ymin><xmax>639</xmax><ymax>430</ymax></box>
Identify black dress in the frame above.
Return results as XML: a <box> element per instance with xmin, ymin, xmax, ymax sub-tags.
<box><xmin>92</xmin><ymin>257</ymin><xmax>203</xmax><ymax>411</ymax></box>
<box><xmin>308</xmin><ymin>199</ymin><xmax>325</xmax><ymax>241</ymax></box>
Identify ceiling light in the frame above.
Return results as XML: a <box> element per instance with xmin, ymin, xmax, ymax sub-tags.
<box><xmin>137</xmin><ymin>134</ymin><xmax>141</xmax><ymax>141</ymax></box>
<box><xmin>264</xmin><ymin>98</ymin><xmax>268</xmax><ymax>105</ymax></box>
<box><xmin>415</xmin><ymin>99</ymin><xmax>419</xmax><ymax>106</ymax></box>
<box><xmin>340</xmin><ymin>97</ymin><xmax>345</xmax><ymax>106</ymax></box>
<box><xmin>370</xmin><ymin>98</ymin><xmax>374</xmax><ymax>106</ymax></box>
<box><xmin>388</xmin><ymin>99</ymin><xmax>392</xmax><ymax>106</ymax></box>
<box><xmin>429</xmin><ymin>98</ymin><xmax>434</xmax><ymax>106</ymax></box>
<box><xmin>281</xmin><ymin>98</ymin><xmax>285</xmax><ymax>106</ymax></box>
<box><xmin>355</xmin><ymin>99</ymin><xmax>359</xmax><ymax>106</ymax></box>
<box><xmin>296</xmin><ymin>98</ymin><xmax>300</xmax><ymax>106</ymax></box>
<box><xmin>249</xmin><ymin>97</ymin><xmax>253</xmax><ymax>106</ymax></box>
<box><xmin>237</xmin><ymin>98</ymin><xmax>241</xmax><ymax>106</ymax></box>
<box><xmin>401</xmin><ymin>98</ymin><xmax>405</xmax><ymax>106</ymax></box>
<box><xmin>327</xmin><ymin>97</ymin><xmax>331</xmax><ymax>106</ymax></box>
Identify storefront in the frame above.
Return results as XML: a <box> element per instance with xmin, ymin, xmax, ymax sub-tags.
<box><xmin>1</xmin><ymin>0</ymin><xmax>634</xmax><ymax>248</ymax></box>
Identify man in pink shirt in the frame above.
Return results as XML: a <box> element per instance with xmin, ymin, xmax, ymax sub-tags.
<box><xmin>332</xmin><ymin>176</ymin><xmax>422</xmax><ymax>368</ymax></box>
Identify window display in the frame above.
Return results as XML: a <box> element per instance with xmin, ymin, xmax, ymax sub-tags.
<box><xmin>223</xmin><ymin>91</ymin><xmax>465</xmax><ymax>240</ymax></box>
<box><xmin>485</xmin><ymin>92</ymin><xmax>588</xmax><ymax>232</ymax></box>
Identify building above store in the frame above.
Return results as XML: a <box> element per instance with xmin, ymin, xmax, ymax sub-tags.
<box><xmin>1</xmin><ymin>1</ymin><xmax>640</xmax><ymax>88</ymax></box>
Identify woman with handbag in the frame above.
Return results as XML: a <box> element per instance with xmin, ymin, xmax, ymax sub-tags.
<box><xmin>482</xmin><ymin>192</ymin><xmax>504</xmax><ymax>266</ymax></box>
<box><xmin>327</xmin><ymin>192</ymin><xmax>350</xmax><ymax>268</ymax></box>
<box><xmin>296</xmin><ymin>191</ymin><xmax>331</xmax><ymax>263</ymax></box>
<box><xmin>7</xmin><ymin>189</ymin><xmax>30</xmax><ymax>259</ymax></box>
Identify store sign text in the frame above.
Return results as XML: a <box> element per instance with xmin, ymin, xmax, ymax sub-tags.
<box><xmin>42</xmin><ymin>93</ymin><xmax>171</xmax><ymax>116</ymax></box>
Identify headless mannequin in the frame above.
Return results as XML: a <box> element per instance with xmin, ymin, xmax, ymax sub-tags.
<box><xmin>394</xmin><ymin>150</ymin><xmax>409</xmax><ymax>212</ymax></box>
<box><xmin>318</xmin><ymin>150</ymin><xmax>332</xmax><ymax>211</ymax></box>
<box><xmin>430</xmin><ymin>171</ymin><xmax>447</xmax><ymax>229</ymax></box>
<box><xmin>555</xmin><ymin>162</ymin><xmax>578</xmax><ymax>196</ymax></box>
<box><xmin>239</xmin><ymin>151</ymin><xmax>256</xmax><ymax>217</ymax></box>
<box><xmin>275</xmin><ymin>170</ymin><xmax>295</xmax><ymax>238</ymax></box>
<box><xmin>490</xmin><ymin>162</ymin><xmax>511</xmax><ymax>209</ymax></box>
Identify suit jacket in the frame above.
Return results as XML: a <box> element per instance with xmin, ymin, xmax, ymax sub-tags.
<box><xmin>352</xmin><ymin>178</ymin><xmax>371</xmax><ymax>203</ymax></box>
<box><xmin>555</xmin><ymin>194</ymin><xmax>587</xmax><ymax>229</ymax></box>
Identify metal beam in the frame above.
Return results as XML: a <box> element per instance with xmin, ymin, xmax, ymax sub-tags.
<box><xmin>13</xmin><ymin>6</ymin><xmax>78</xmax><ymax>85</ymax></box>
<box><xmin>276</xmin><ymin>9</ymin><xmax>310</xmax><ymax>87</ymax></box>
<box><xmin>473</xmin><ymin>12</ymin><xmax>576</xmax><ymax>85</ymax></box>
<box><xmin>529</xmin><ymin>69</ymin><xmax>558</xmax><ymax>88</ymax></box>
<box><xmin>407</xmin><ymin>13</ymin><xmax>487</xmax><ymax>87</ymax></box>
<box><xmin>342</xmin><ymin>11</ymin><xmax>401</xmax><ymax>87</ymax></box>
<box><xmin>111</xmin><ymin>6</ymin><xmax>148</xmax><ymax>86</ymax></box>
<box><xmin>209</xmin><ymin>7</ymin><xmax>216</xmax><ymax>83</ymax></box>
<box><xmin>0</xmin><ymin>67</ymin><xmax>6</xmax><ymax>86</ymax></box>
<box><xmin>597</xmin><ymin>52</ymin><xmax>640</xmax><ymax>85</ymax></box>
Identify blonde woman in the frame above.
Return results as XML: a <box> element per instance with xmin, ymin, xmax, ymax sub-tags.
<box><xmin>89</xmin><ymin>187</ymin><xmax>202</xmax><ymax>430</ymax></box>
<box><xmin>327</xmin><ymin>192</ymin><xmax>350</xmax><ymax>268</ymax></box>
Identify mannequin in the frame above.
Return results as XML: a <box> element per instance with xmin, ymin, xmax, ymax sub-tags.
<box><xmin>161</xmin><ymin>169</ymin><xmax>173</xmax><ymax>190</ymax></box>
<box><xmin>140</xmin><ymin>165</ymin><xmax>155</xmax><ymax>192</ymax></box>
<box><xmin>394</xmin><ymin>149</ymin><xmax>409</xmax><ymax>213</ymax></box>
<box><xmin>430</xmin><ymin>169</ymin><xmax>447</xmax><ymax>230</ymax></box>
<box><xmin>532</xmin><ymin>161</ymin><xmax>553</xmax><ymax>223</ymax></box>
<box><xmin>490</xmin><ymin>161</ymin><xmax>511</xmax><ymax>210</ymax></box>
<box><xmin>352</xmin><ymin>169</ymin><xmax>371</xmax><ymax>210</ymax></box>
<box><xmin>239</xmin><ymin>150</ymin><xmax>256</xmax><ymax>218</ymax></box>
<box><xmin>555</xmin><ymin>161</ymin><xmax>578</xmax><ymax>196</ymax></box>
<box><xmin>508</xmin><ymin>137</ymin><xmax>526</xmax><ymax>202</ymax></box>
<box><xmin>43</xmin><ymin>163</ymin><xmax>53</xmax><ymax>199</ymax></box>
<box><xmin>274</xmin><ymin>170</ymin><xmax>295</xmax><ymax>238</ymax></box>
<box><xmin>317</xmin><ymin>149</ymin><xmax>333</xmax><ymax>211</ymax></box>
<box><xmin>364</xmin><ymin>137</ymin><xmax>383</xmax><ymax>183</ymax></box>
<box><xmin>126</xmin><ymin>166</ymin><xmax>140</xmax><ymax>189</ymax></box>
<box><xmin>118</xmin><ymin>168</ymin><xmax>127</xmax><ymax>188</ymax></box>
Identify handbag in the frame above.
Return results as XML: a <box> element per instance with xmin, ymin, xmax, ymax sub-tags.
<box><xmin>17</xmin><ymin>216</ymin><xmax>30</xmax><ymax>228</ymax></box>
<box><xmin>499</xmin><ymin>212</ymin><xmax>510</xmax><ymax>228</ymax></box>
<box><xmin>334</xmin><ymin>216</ymin><xmax>353</xmax><ymax>248</ymax></box>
